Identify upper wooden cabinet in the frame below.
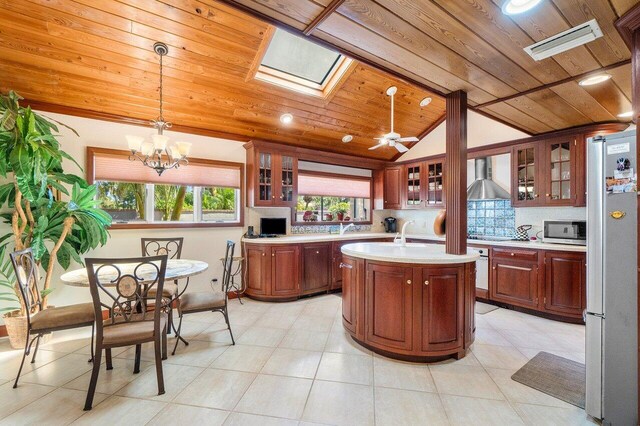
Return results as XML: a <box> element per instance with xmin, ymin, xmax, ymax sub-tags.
<box><xmin>383</xmin><ymin>166</ymin><xmax>402</xmax><ymax>210</ymax></box>
<box><xmin>542</xmin><ymin>137</ymin><xmax>578</xmax><ymax>206</ymax></box>
<box><xmin>512</xmin><ymin>142</ymin><xmax>542</xmax><ymax>207</ymax></box>
<box><xmin>425</xmin><ymin>159</ymin><xmax>445</xmax><ymax>207</ymax></box>
<box><xmin>512</xmin><ymin>135</ymin><xmax>584</xmax><ymax>208</ymax></box>
<box><xmin>246</xmin><ymin>145</ymin><xmax>297</xmax><ymax>207</ymax></box>
<box><xmin>403</xmin><ymin>162</ymin><xmax>424</xmax><ymax>209</ymax></box>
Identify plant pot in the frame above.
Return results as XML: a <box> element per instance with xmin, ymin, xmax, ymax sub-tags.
<box><xmin>4</xmin><ymin>310</ymin><xmax>28</xmax><ymax>349</ymax></box>
<box><xmin>4</xmin><ymin>310</ymin><xmax>52</xmax><ymax>349</ymax></box>
<box><xmin>337</xmin><ymin>212</ymin><xmax>345</xmax><ymax>221</ymax></box>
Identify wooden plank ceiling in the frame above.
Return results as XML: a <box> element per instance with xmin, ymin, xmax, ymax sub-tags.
<box><xmin>0</xmin><ymin>0</ymin><xmax>445</xmax><ymax>160</ymax></box>
<box><xmin>224</xmin><ymin>0</ymin><xmax>635</xmax><ymax>135</ymax></box>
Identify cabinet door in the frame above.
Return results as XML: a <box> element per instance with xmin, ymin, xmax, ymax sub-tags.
<box><xmin>544</xmin><ymin>138</ymin><xmax>576</xmax><ymax>206</ymax></box>
<box><xmin>246</xmin><ymin>245</ymin><xmax>271</xmax><ymax>296</ymax></box>
<box><xmin>255</xmin><ymin>151</ymin><xmax>275</xmax><ymax>206</ymax></box>
<box><xmin>383</xmin><ymin>167</ymin><xmax>402</xmax><ymax>209</ymax></box>
<box><xmin>512</xmin><ymin>143</ymin><xmax>541</xmax><ymax>207</ymax></box>
<box><xmin>420</xmin><ymin>267</ymin><xmax>463</xmax><ymax>351</ymax></box>
<box><xmin>490</xmin><ymin>259</ymin><xmax>539</xmax><ymax>309</ymax></box>
<box><xmin>365</xmin><ymin>263</ymin><xmax>413</xmax><ymax>350</ymax></box>
<box><xmin>301</xmin><ymin>243</ymin><xmax>331</xmax><ymax>294</ymax></box>
<box><xmin>271</xmin><ymin>245</ymin><xmax>299</xmax><ymax>297</ymax></box>
<box><xmin>425</xmin><ymin>159</ymin><xmax>445</xmax><ymax>207</ymax></box>
<box><xmin>403</xmin><ymin>163</ymin><xmax>424</xmax><ymax>209</ymax></box>
<box><xmin>331</xmin><ymin>241</ymin><xmax>346</xmax><ymax>290</ymax></box>
<box><xmin>341</xmin><ymin>256</ymin><xmax>358</xmax><ymax>334</ymax></box>
<box><xmin>276</xmin><ymin>154</ymin><xmax>297</xmax><ymax>207</ymax></box>
<box><xmin>544</xmin><ymin>251</ymin><xmax>586</xmax><ymax>317</ymax></box>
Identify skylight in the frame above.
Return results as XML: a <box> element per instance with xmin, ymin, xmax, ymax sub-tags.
<box><xmin>254</xmin><ymin>28</ymin><xmax>353</xmax><ymax>98</ymax></box>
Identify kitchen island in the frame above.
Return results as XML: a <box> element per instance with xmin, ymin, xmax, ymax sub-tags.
<box><xmin>340</xmin><ymin>242</ymin><xmax>479</xmax><ymax>361</ymax></box>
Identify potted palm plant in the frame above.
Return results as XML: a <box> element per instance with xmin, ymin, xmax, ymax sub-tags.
<box><xmin>0</xmin><ymin>91</ymin><xmax>112</xmax><ymax>348</ymax></box>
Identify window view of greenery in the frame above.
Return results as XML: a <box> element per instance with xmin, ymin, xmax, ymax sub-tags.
<box><xmin>296</xmin><ymin>195</ymin><xmax>370</xmax><ymax>223</ymax></box>
<box><xmin>96</xmin><ymin>181</ymin><xmax>239</xmax><ymax>224</ymax></box>
<box><xmin>97</xmin><ymin>181</ymin><xmax>146</xmax><ymax>222</ymax></box>
<box><xmin>202</xmin><ymin>187</ymin><xmax>237</xmax><ymax>222</ymax></box>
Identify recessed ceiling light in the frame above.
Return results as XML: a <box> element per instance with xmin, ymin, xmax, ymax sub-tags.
<box><xmin>502</xmin><ymin>0</ymin><xmax>543</xmax><ymax>15</ymax></box>
<box><xmin>420</xmin><ymin>97</ymin><xmax>432</xmax><ymax>107</ymax></box>
<box><xmin>280</xmin><ymin>113</ymin><xmax>293</xmax><ymax>124</ymax></box>
<box><xmin>578</xmin><ymin>74</ymin><xmax>611</xmax><ymax>86</ymax></box>
<box><xmin>618</xmin><ymin>111</ymin><xmax>634</xmax><ymax>118</ymax></box>
<box><xmin>342</xmin><ymin>135</ymin><xmax>353</xmax><ymax>143</ymax></box>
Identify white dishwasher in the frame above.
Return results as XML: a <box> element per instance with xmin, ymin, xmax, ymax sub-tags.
<box><xmin>469</xmin><ymin>247</ymin><xmax>488</xmax><ymax>291</ymax></box>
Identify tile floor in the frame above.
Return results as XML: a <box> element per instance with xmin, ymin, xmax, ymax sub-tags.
<box><xmin>0</xmin><ymin>294</ymin><xmax>595</xmax><ymax>425</ymax></box>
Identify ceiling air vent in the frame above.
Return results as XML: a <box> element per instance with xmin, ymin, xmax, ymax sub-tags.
<box><xmin>524</xmin><ymin>19</ymin><xmax>603</xmax><ymax>61</ymax></box>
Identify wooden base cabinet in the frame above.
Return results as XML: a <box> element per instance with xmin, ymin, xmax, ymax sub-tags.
<box><xmin>301</xmin><ymin>243</ymin><xmax>331</xmax><ymax>295</ymax></box>
<box><xmin>271</xmin><ymin>245</ymin><xmax>300</xmax><ymax>297</ymax></box>
<box><xmin>490</xmin><ymin>254</ymin><xmax>540</xmax><ymax>309</ymax></box>
<box><xmin>486</xmin><ymin>247</ymin><xmax>586</xmax><ymax>322</ymax></box>
<box><xmin>342</xmin><ymin>257</ymin><xmax>475</xmax><ymax>361</ymax></box>
<box><xmin>543</xmin><ymin>251</ymin><xmax>586</xmax><ymax>318</ymax></box>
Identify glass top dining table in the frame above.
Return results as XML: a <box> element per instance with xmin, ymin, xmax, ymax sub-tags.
<box><xmin>59</xmin><ymin>259</ymin><xmax>209</xmax><ymax>287</ymax></box>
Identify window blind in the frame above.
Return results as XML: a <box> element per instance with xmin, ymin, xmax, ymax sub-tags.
<box><xmin>298</xmin><ymin>172</ymin><xmax>370</xmax><ymax>198</ymax></box>
<box><xmin>92</xmin><ymin>152</ymin><xmax>241</xmax><ymax>188</ymax></box>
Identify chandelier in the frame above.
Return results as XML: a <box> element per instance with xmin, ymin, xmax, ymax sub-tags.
<box><xmin>126</xmin><ymin>42</ymin><xmax>191</xmax><ymax>176</ymax></box>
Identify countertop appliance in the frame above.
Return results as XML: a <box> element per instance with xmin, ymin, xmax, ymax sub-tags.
<box><xmin>383</xmin><ymin>217</ymin><xmax>397</xmax><ymax>233</ymax></box>
<box><xmin>260</xmin><ymin>218</ymin><xmax>286</xmax><ymax>237</ymax></box>
<box><xmin>542</xmin><ymin>220</ymin><xmax>586</xmax><ymax>245</ymax></box>
<box><xmin>468</xmin><ymin>247</ymin><xmax>488</xmax><ymax>291</ymax></box>
<box><xmin>586</xmin><ymin>130</ymin><xmax>637</xmax><ymax>425</ymax></box>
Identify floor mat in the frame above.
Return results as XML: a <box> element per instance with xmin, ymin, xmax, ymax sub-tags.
<box><xmin>475</xmin><ymin>302</ymin><xmax>499</xmax><ymax>315</ymax></box>
<box><xmin>511</xmin><ymin>351</ymin><xmax>585</xmax><ymax>408</ymax></box>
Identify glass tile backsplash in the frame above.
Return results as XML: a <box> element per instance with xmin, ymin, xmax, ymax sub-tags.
<box><xmin>468</xmin><ymin>200</ymin><xmax>515</xmax><ymax>238</ymax></box>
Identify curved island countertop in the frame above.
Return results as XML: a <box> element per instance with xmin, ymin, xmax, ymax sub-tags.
<box><xmin>339</xmin><ymin>242</ymin><xmax>477</xmax><ymax>362</ymax></box>
<box><xmin>341</xmin><ymin>242</ymin><xmax>480</xmax><ymax>264</ymax></box>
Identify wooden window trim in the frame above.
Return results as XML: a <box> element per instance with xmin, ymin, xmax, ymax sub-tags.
<box><xmin>86</xmin><ymin>147</ymin><xmax>245</xmax><ymax>229</ymax></box>
<box><xmin>293</xmin><ymin>169</ymin><xmax>373</xmax><ymax>226</ymax></box>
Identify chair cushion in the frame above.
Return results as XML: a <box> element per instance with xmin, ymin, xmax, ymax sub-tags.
<box><xmin>30</xmin><ymin>303</ymin><xmax>95</xmax><ymax>332</ymax></box>
<box><xmin>102</xmin><ymin>315</ymin><xmax>167</xmax><ymax>346</ymax></box>
<box><xmin>103</xmin><ymin>313</ymin><xmax>159</xmax><ymax>326</ymax></box>
<box><xmin>180</xmin><ymin>291</ymin><xmax>225</xmax><ymax>313</ymax></box>
<box><xmin>147</xmin><ymin>283</ymin><xmax>179</xmax><ymax>298</ymax></box>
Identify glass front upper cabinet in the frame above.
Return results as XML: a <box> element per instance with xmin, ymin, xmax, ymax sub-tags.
<box><xmin>280</xmin><ymin>155</ymin><xmax>295</xmax><ymax>203</ymax></box>
<box><xmin>512</xmin><ymin>143</ymin><xmax>540</xmax><ymax>207</ymax></box>
<box><xmin>545</xmin><ymin>138</ymin><xmax>575</xmax><ymax>205</ymax></box>
<box><xmin>258</xmin><ymin>152</ymin><xmax>273</xmax><ymax>203</ymax></box>
<box><xmin>404</xmin><ymin>163</ymin><xmax>423</xmax><ymax>208</ymax></box>
<box><xmin>425</xmin><ymin>160</ymin><xmax>444</xmax><ymax>206</ymax></box>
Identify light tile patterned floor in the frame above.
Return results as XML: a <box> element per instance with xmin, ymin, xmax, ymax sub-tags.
<box><xmin>0</xmin><ymin>294</ymin><xmax>595</xmax><ymax>425</ymax></box>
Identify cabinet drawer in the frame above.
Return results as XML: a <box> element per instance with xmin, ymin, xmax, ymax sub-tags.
<box><xmin>491</xmin><ymin>247</ymin><xmax>538</xmax><ymax>262</ymax></box>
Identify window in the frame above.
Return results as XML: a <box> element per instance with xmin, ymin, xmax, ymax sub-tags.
<box><xmin>254</xmin><ymin>28</ymin><xmax>353</xmax><ymax>98</ymax></box>
<box><xmin>295</xmin><ymin>171</ymin><xmax>371</xmax><ymax>224</ymax></box>
<box><xmin>88</xmin><ymin>148</ymin><xmax>243</xmax><ymax>228</ymax></box>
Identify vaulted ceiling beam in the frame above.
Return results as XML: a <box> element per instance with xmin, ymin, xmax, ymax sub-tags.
<box><xmin>303</xmin><ymin>0</ymin><xmax>346</xmax><ymax>35</ymax></box>
<box><xmin>476</xmin><ymin>59</ymin><xmax>631</xmax><ymax>109</ymax></box>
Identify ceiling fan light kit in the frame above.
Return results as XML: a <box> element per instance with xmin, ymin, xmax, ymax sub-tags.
<box><xmin>369</xmin><ymin>86</ymin><xmax>419</xmax><ymax>153</ymax></box>
<box><xmin>126</xmin><ymin>42</ymin><xmax>191</xmax><ymax>176</ymax></box>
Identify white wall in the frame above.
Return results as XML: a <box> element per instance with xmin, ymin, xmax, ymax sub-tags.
<box><xmin>398</xmin><ymin>110</ymin><xmax>530</xmax><ymax>161</ymax></box>
<box><xmin>12</xmin><ymin>112</ymin><xmax>248</xmax><ymax>310</ymax></box>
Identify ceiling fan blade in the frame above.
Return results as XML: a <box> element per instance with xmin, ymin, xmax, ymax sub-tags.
<box><xmin>399</xmin><ymin>137</ymin><xmax>419</xmax><ymax>142</ymax></box>
<box><xmin>369</xmin><ymin>143</ymin><xmax>384</xmax><ymax>151</ymax></box>
<box><xmin>395</xmin><ymin>143</ymin><xmax>409</xmax><ymax>153</ymax></box>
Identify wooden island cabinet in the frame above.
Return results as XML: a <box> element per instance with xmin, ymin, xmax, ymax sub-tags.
<box><xmin>341</xmin><ymin>255</ymin><xmax>475</xmax><ymax>361</ymax></box>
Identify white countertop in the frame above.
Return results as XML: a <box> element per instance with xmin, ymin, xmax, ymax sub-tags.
<box><xmin>341</xmin><ymin>242</ymin><xmax>480</xmax><ymax>264</ymax></box>
<box><xmin>242</xmin><ymin>232</ymin><xmax>586</xmax><ymax>252</ymax></box>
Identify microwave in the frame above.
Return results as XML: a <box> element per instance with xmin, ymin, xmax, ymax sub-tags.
<box><xmin>543</xmin><ymin>220</ymin><xmax>587</xmax><ymax>245</ymax></box>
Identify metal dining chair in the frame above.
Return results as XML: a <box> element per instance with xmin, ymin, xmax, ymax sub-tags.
<box><xmin>141</xmin><ymin>238</ymin><xmax>187</xmax><ymax>345</ymax></box>
<box><xmin>9</xmin><ymin>248</ymin><xmax>95</xmax><ymax>389</ymax></box>
<box><xmin>83</xmin><ymin>255</ymin><xmax>168</xmax><ymax>411</ymax></box>
<box><xmin>172</xmin><ymin>240</ymin><xmax>236</xmax><ymax>355</ymax></box>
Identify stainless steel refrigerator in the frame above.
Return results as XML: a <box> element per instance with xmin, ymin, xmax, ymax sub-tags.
<box><xmin>586</xmin><ymin>130</ymin><xmax>638</xmax><ymax>425</ymax></box>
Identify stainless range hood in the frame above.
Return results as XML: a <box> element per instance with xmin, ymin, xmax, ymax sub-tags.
<box><xmin>467</xmin><ymin>157</ymin><xmax>510</xmax><ymax>200</ymax></box>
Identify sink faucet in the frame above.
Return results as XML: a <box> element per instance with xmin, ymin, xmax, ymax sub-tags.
<box><xmin>394</xmin><ymin>220</ymin><xmax>415</xmax><ymax>246</ymax></box>
<box><xmin>339</xmin><ymin>223</ymin><xmax>355</xmax><ymax>235</ymax></box>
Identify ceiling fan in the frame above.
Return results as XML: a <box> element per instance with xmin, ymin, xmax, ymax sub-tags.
<box><xmin>369</xmin><ymin>86</ymin><xmax>419</xmax><ymax>153</ymax></box>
